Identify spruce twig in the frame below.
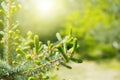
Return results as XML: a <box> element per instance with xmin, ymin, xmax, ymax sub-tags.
<box><xmin>6</xmin><ymin>0</ymin><xmax>12</xmax><ymax>65</ymax></box>
<box><xmin>22</xmin><ymin>52</ymin><xmax>71</xmax><ymax>75</ymax></box>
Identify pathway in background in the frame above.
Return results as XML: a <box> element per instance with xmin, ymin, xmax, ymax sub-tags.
<box><xmin>56</xmin><ymin>61</ymin><xmax>120</xmax><ymax>80</ymax></box>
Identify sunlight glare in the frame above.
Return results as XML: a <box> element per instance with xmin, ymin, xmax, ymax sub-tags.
<box><xmin>35</xmin><ymin>0</ymin><xmax>55</xmax><ymax>14</ymax></box>
<box><xmin>29</xmin><ymin>0</ymin><xmax>66</xmax><ymax>22</ymax></box>
<box><xmin>39</xmin><ymin>1</ymin><xmax>54</xmax><ymax>12</ymax></box>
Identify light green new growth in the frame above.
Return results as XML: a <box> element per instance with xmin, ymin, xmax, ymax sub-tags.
<box><xmin>0</xmin><ymin>0</ymin><xmax>82</xmax><ymax>80</ymax></box>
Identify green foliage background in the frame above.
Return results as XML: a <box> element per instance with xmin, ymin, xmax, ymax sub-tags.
<box><xmin>60</xmin><ymin>0</ymin><xmax>120</xmax><ymax>60</ymax></box>
<box><xmin>0</xmin><ymin>0</ymin><xmax>120</xmax><ymax>80</ymax></box>
<box><xmin>0</xmin><ymin>0</ymin><xmax>120</xmax><ymax>61</ymax></box>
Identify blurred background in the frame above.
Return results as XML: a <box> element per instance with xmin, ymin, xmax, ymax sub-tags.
<box><xmin>0</xmin><ymin>0</ymin><xmax>120</xmax><ymax>80</ymax></box>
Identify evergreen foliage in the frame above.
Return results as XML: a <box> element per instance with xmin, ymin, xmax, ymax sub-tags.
<box><xmin>0</xmin><ymin>0</ymin><xmax>82</xmax><ymax>80</ymax></box>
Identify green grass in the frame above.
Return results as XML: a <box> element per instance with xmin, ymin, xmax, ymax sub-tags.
<box><xmin>54</xmin><ymin>59</ymin><xmax>120</xmax><ymax>80</ymax></box>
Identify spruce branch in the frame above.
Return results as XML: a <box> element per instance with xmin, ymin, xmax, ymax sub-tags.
<box><xmin>18</xmin><ymin>37</ymin><xmax>71</xmax><ymax>74</ymax></box>
<box><xmin>22</xmin><ymin>56</ymin><xmax>64</xmax><ymax>75</ymax></box>
<box><xmin>0</xmin><ymin>0</ymin><xmax>83</xmax><ymax>79</ymax></box>
<box><xmin>21</xmin><ymin>50</ymin><xmax>72</xmax><ymax>76</ymax></box>
<box><xmin>6</xmin><ymin>0</ymin><xmax>12</xmax><ymax>65</ymax></box>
